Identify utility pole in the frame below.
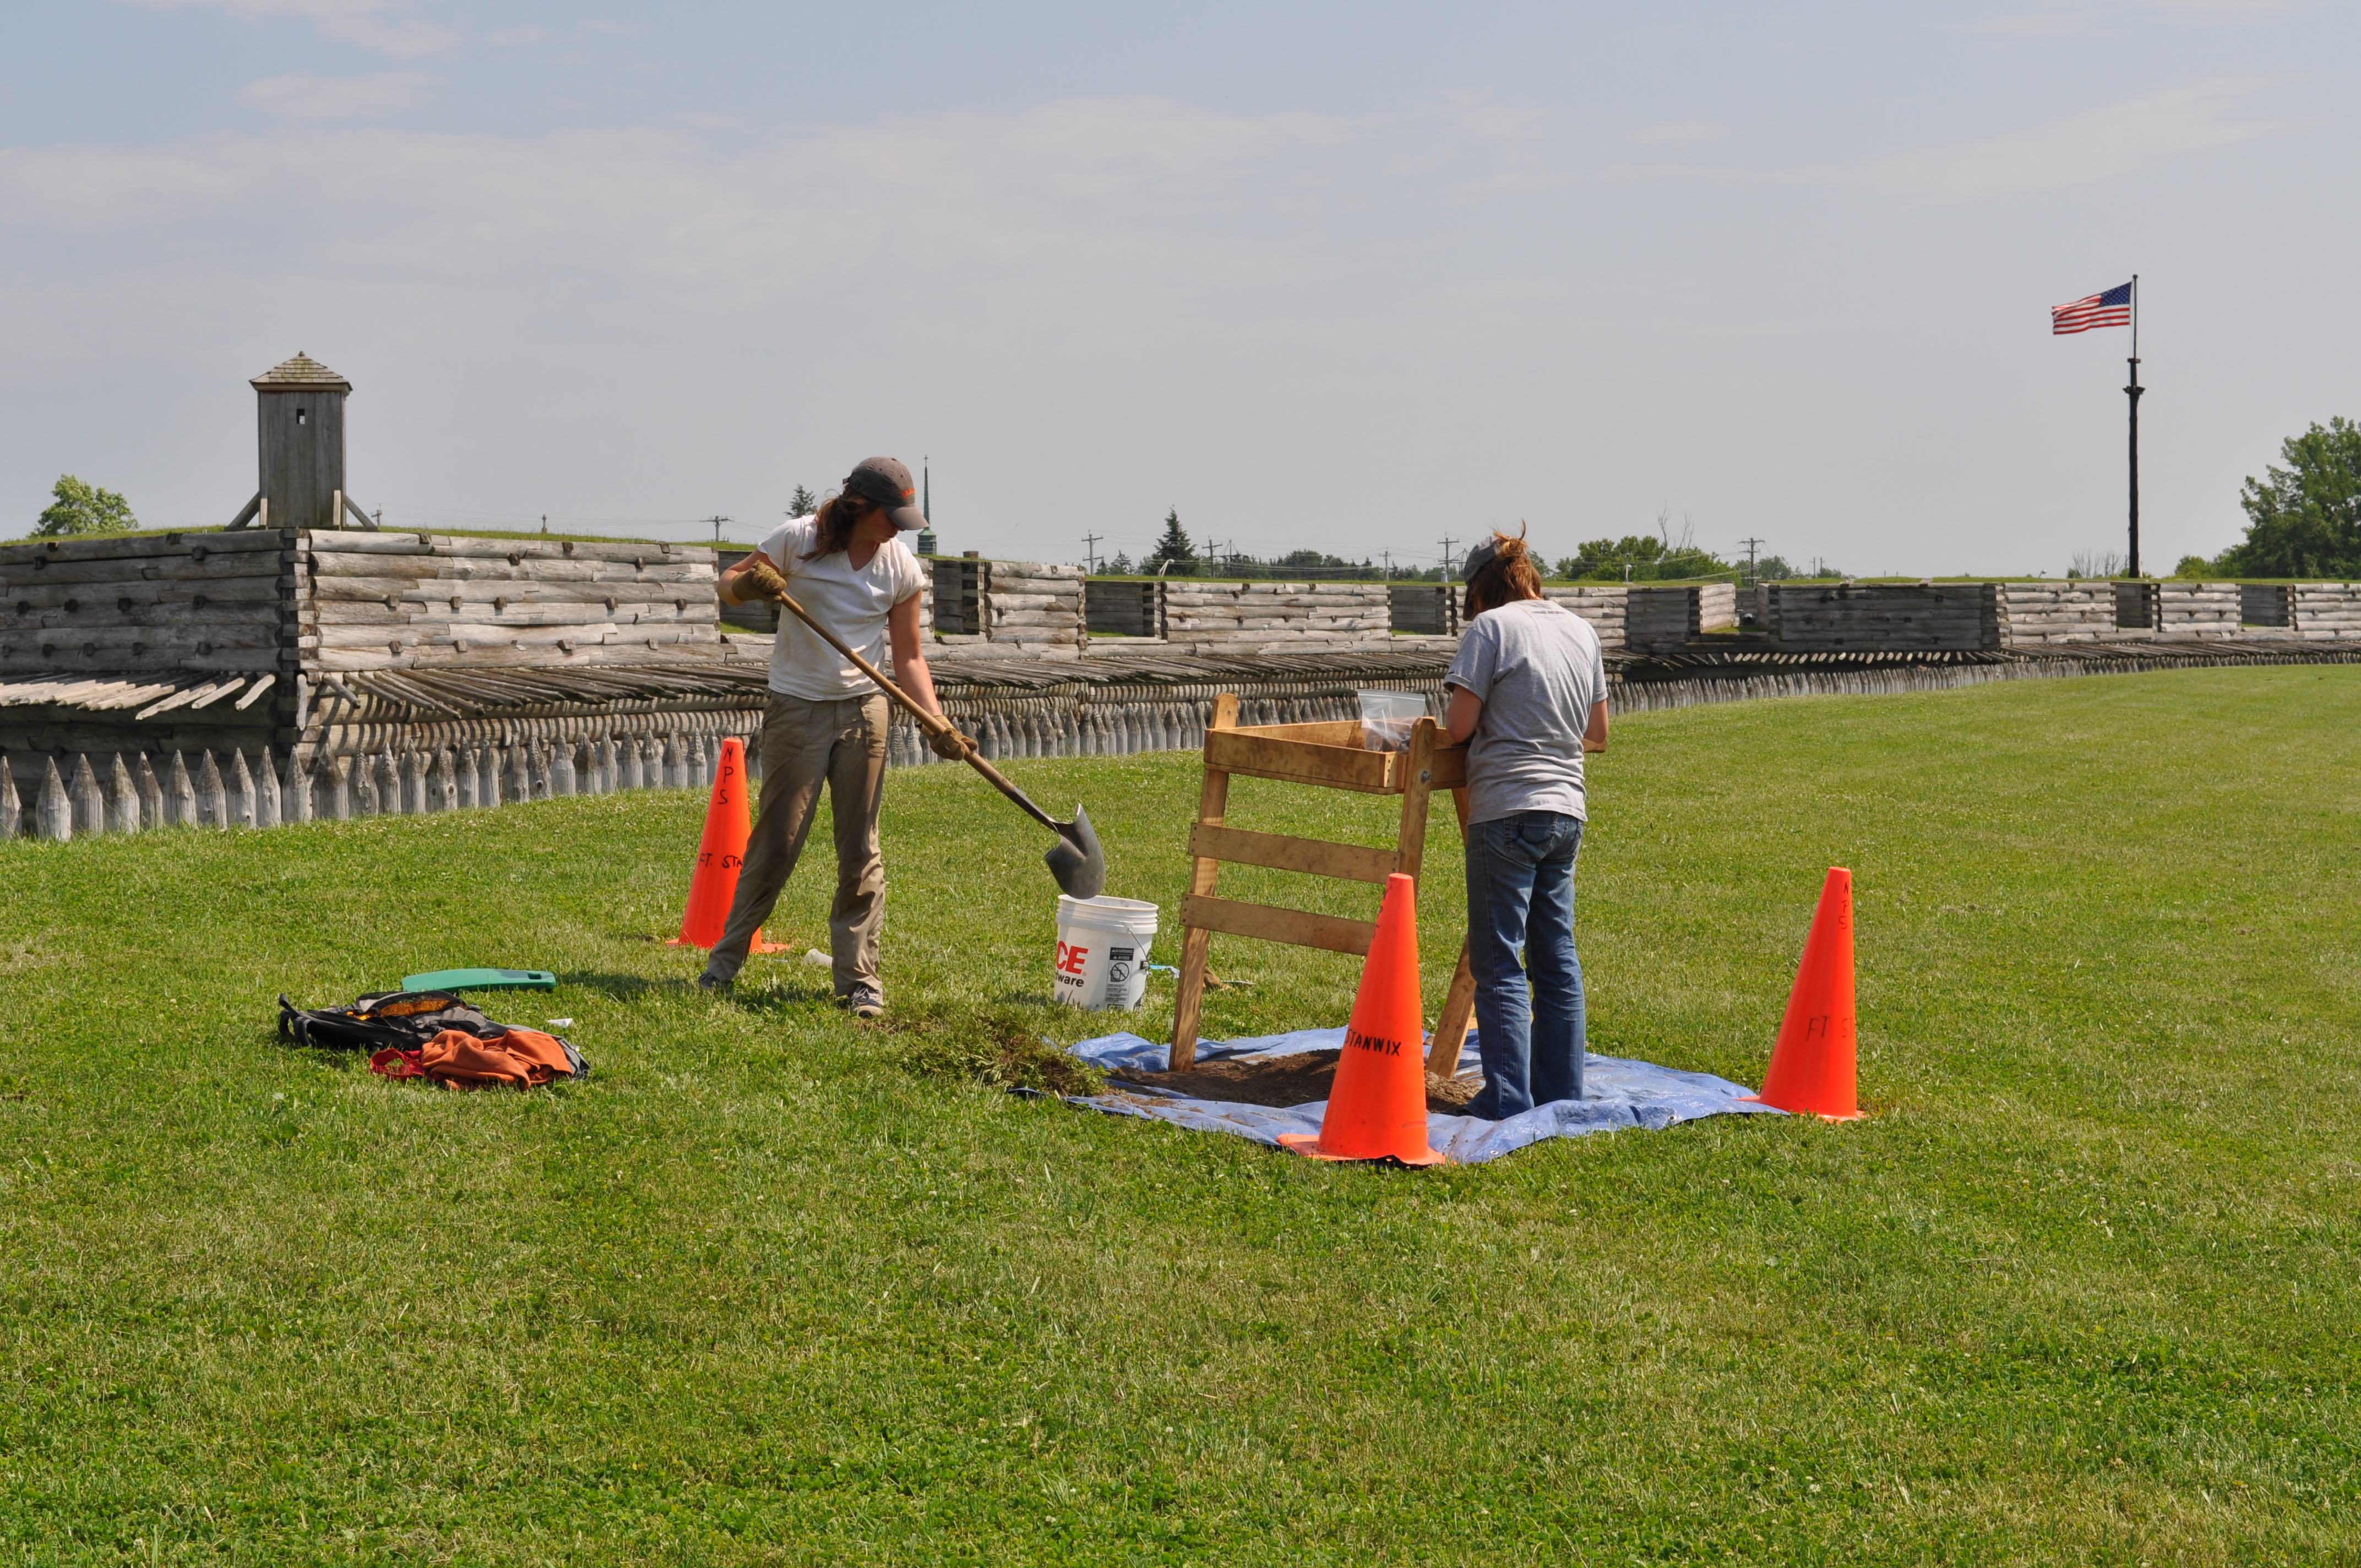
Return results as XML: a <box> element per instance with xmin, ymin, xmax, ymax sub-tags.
<box><xmin>1381</xmin><ymin>549</ymin><xmax>1392</xmax><ymax>584</ymax></box>
<box><xmin>1738</xmin><ymin>536</ymin><xmax>1766</xmax><ymax>582</ymax></box>
<box><xmin>1081</xmin><ymin>533</ymin><xmax>1103</xmax><ymax>573</ymax></box>
<box><xmin>703</xmin><ymin>514</ymin><xmax>732</xmax><ymax>546</ymax></box>
<box><xmin>1438</xmin><ymin>536</ymin><xmax>1458</xmax><ymax>583</ymax></box>
<box><xmin>540</xmin><ymin>513</ymin><xmax>548</xmax><ymax>535</ymax></box>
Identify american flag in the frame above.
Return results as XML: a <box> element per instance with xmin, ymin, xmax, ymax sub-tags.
<box><xmin>2053</xmin><ymin>282</ymin><xmax>2132</xmax><ymax>335</ymax></box>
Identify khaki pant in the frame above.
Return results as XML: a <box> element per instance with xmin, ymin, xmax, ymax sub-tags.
<box><xmin>706</xmin><ymin>692</ymin><xmax>889</xmax><ymax>993</ymax></box>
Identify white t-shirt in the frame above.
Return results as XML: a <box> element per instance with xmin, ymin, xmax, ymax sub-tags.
<box><xmin>755</xmin><ymin>516</ymin><xmax>927</xmax><ymax>701</ymax></box>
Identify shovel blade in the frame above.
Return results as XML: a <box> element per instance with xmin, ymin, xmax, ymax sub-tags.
<box><xmin>1044</xmin><ymin>803</ymin><xmax>1107</xmax><ymax>900</ymax></box>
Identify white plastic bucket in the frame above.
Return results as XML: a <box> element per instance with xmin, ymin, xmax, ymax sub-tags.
<box><xmin>1052</xmin><ymin>895</ymin><xmax>1160</xmax><ymax>1010</ymax></box>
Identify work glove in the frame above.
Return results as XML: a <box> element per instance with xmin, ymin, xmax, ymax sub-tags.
<box><xmin>737</xmin><ymin>556</ymin><xmax>791</xmax><ymax>603</ymax></box>
<box><xmin>929</xmin><ymin>727</ymin><xmax>975</xmax><ymax>761</ymax></box>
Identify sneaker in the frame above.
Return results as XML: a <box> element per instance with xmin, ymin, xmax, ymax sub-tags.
<box><xmin>839</xmin><ymin>986</ymin><xmax>884</xmax><ymax>1020</ymax></box>
<box><xmin>695</xmin><ymin>970</ymin><xmax>733</xmax><ymax>993</ymax></box>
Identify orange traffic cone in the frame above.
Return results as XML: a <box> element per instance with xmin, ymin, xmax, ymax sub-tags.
<box><xmin>1279</xmin><ymin>873</ymin><xmax>1446</xmax><ymax>1166</ymax></box>
<box><xmin>1744</xmin><ymin>867</ymin><xmax>1863</xmax><ymax>1120</ymax></box>
<box><xmin>667</xmin><ymin>738</ymin><xmax>785</xmax><ymax>953</ymax></box>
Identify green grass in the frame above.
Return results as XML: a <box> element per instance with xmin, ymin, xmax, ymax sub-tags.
<box><xmin>3</xmin><ymin>666</ymin><xmax>2358</xmax><ymax>1564</ymax></box>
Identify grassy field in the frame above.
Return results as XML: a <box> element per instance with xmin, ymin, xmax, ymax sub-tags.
<box><xmin>2</xmin><ymin>666</ymin><xmax>2357</xmax><ymax>1564</ymax></box>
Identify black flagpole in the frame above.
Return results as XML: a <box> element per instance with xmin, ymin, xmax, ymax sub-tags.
<box><xmin>2125</xmin><ymin>274</ymin><xmax>2142</xmax><ymax>578</ymax></box>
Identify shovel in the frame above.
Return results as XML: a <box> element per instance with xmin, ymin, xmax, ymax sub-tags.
<box><xmin>763</xmin><ymin>586</ymin><xmax>1107</xmax><ymax>901</ymax></box>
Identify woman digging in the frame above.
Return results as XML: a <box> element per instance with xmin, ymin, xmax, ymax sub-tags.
<box><xmin>700</xmin><ymin>456</ymin><xmax>970</xmax><ymax>1015</ymax></box>
<box><xmin>1443</xmin><ymin>530</ymin><xmax>1609</xmax><ymax>1118</ymax></box>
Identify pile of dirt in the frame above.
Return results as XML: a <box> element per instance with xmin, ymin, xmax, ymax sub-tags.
<box><xmin>875</xmin><ymin>1005</ymin><xmax>1107</xmax><ymax>1096</ymax></box>
<box><xmin>1109</xmin><ymin>1048</ymin><xmax>1482</xmax><ymax>1113</ymax></box>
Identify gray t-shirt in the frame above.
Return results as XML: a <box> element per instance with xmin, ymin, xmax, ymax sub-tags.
<box><xmin>1445</xmin><ymin>598</ymin><xmax>1606</xmax><ymax>825</ymax></box>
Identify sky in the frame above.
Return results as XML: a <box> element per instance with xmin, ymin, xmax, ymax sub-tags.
<box><xmin>1</xmin><ymin>1</ymin><xmax>2352</xmax><ymax>574</ymax></box>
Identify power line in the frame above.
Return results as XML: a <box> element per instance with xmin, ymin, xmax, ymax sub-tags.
<box><xmin>1081</xmin><ymin>532</ymin><xmax>1103</xmax><ymax>573</ymax></box>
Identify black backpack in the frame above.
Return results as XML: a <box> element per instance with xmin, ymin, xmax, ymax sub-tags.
<box><xmin>278</xmin><ymin>990</ymin><xmax>499</xmax><ymax>1051</ymax></box>
<box><xmin>279</xmin><ymin>990</ymin><xmax>589</xmax><ymax>1079</ymax></box>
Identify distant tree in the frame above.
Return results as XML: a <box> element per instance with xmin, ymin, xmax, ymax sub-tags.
<box><xmin>1107</xmin><ymin>550</ymin><xmax>1133</xmax><ymax>575</ymax></box>
<box><xmin>787</xmin><ymin>484</ymin><xmax>821</xmax><ymax>518</ymax></box>
<box><xmin>2172</xmin><ymin>554</ymin><xmax>2212</xmax><ymax>579</ymax></box>
<box><xmin>1551</xmin><ymin>508</ymin><xmax>1734</xmax><ymax>581</ymax></box>
<box><xmin>1753</xmin><ymin>554</ymin><xmax>1798</xmax><ymax>581</ymax></box>
<box><xmin>35</xmin><ymin>475</ymin><xmax>136</xmax><ymax>537</ymax></box>
<box><xmin>2216</xmin><ymin>417</ymin><xmax>2361</xmax><ymax>579</ymax></box>
<box><xmin>1554</xmin><ymin>534</ymin><xmax>1734</xmax><ymax>582</ymax></box>
<box><xmin>1145</xmin><ymin>508</ymin><xmax>1197</xmax><ymax>576</ymax></box>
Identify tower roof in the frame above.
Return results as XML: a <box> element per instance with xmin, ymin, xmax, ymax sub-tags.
<box><xmin>251</xmin><ymin>352</ymin><xmax>351</xmax><ymax>391</ymax></box>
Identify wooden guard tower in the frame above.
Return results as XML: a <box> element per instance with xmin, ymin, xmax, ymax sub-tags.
<box><xmin>226</xmin><ymin>353</ymin><xmax>378</xmax><ymax>531</ymax></box>
<box><xmin>1171</xmin><ymin>692</ymin><xmax>1480</xmax><ymax>1079</ymax></box>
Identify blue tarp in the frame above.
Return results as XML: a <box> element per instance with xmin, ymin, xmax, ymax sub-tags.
<box><xmin>1063</xmin><ymin>1027</ymin><xmax>1785</xmax><ymax>1166</ymax></box>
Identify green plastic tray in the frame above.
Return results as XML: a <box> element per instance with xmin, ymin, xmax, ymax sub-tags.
<box><xmin>401</xmin><ymin>968</ymin><xmax>557</xmax><ymax>994</ymax></box>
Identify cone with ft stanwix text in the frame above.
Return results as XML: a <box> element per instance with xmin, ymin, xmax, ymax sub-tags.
<box><xmin>667</xmin><ymin>738</ymin><xmax>784</xmax><ymax>952</ymax></box>
<box><xmin>1279</xmin><ymin>873</ymin><xmax>1446</xmax><ymax>1166</ymax></box>
<box><xmin>1744</xmin><ymin>866</ymin><xmax>1863</xmax><ymax>1120</ymax></box>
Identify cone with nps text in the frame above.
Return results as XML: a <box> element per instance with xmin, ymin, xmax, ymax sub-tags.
<box><xmin>1279</xmin><ymin>872</ymin><xmax>1446</xmax><ymax>1166</ymax></box>
<box><xmin>1745</xmin><ymin>867</ymin><xmax>1862</xmax><ymax>1120</ymax></box>
<box><xmin>667</xmin><ymin>737</ymin><xmax>785</xmax><ymax>952</ymax></box>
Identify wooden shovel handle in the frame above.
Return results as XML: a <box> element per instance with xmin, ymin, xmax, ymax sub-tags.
<box><xmin>767</xmin><ymin>587</ymin><xmax>1062</xmax><ymax>835</ymax></box>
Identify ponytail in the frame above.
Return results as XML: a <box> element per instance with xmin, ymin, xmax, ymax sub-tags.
<box><xmin>1462</xmin><ymin>526</ymin><xmax>1543</xmax><ymax>619</ymax></box>
<box><xmin>801</xmin><ymin>491</ymin><xmax>883</xmax><ymax>561</ymax></box>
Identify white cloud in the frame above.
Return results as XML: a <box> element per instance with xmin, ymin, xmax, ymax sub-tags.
<box><xmin>1625</xmin><ymin>121</ymin><xmax>1725</xmax><ymax>146</ymax></box>
<box><xmin>240</xmin><ymin>70</ymin><xmax>435</xmax><ymax>121</ymax></box>
<box><xmin>1800</xmin><ymin>78</ymin><xmax>2293</xmax><ymax>204</ymax></box>
<box><xmin>119</xmin><ymin>0</ymin><xmax>453</xmax><ymax>57</ymax></box>
<box><xmin>0</xmin><ymin>98</ymin><xmax>1355</xmax><ymax>290</ymax></box>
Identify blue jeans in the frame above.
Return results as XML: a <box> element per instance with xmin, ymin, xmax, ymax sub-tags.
<box><xmin>1464</xmin><ymin>811</ymin><xmax>1586</xmax><ymax>1118</ymax></box>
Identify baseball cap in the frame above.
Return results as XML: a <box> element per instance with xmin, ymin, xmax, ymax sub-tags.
<box><xmin>842</xmin><ymin>456</ymin><xmax>927</xmax><ymax>531</ymax></box>
<box><xmin>1462</xmin><ymin>536</ymin><xmax>1503</xmax><ymax>581</ymax></box>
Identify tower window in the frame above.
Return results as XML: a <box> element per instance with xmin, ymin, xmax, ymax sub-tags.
<box><xmin>296</xmin><ymin>407</ymin><xmax>307</xmax><ymax>424</ymax></box>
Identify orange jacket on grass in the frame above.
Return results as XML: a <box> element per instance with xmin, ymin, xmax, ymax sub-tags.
<box><xmin>369</xmin><ymin>1027</ymin><xmax>580</xmax><ymax>1090</ymax></box>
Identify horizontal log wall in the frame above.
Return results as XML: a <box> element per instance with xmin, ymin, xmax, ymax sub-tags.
<box><xmin>2155</xmin><ymin>581</ymin><xmax>2242</xmax><ymax>638</ymax></box>
<box><xmin>982</xmin><ymin>561</ymin><xmax>1087</xmax><ymax>656</ymax></box>
<box><xmin>1158</xmin><ymin>581</ymin><xmax>1394</xmax><ymax>654</ymax></box>
<box><xmin>1998</xmin><ymin>582</ymin><xmax>2118</xmax><ymax>646</ymax></box>
<box><xmin>2241</xmin><ymin>583</ymin><xmax>2294</xmax><ymax>628</ymax></box>
<box><xmin>0</xmin><ymin>530</ymin><xmax>300</xmax><ymax>680</ymax></box>
<box><xmin>2114</xmin><ymin>581</ymin><xmax>2158</xmax><ymax>630</ymax></box>
<box><xmin>1085</xmin><ymin>579</ymin><xmax>1162</xmax><ymax>638</ymax></box>
<box><xmin>304</xmin><ymin>533</ymin><xmax>727</xmax><ymax>672</ymax></box>
<box><xmin>2294</xmin><ymin>584</ymin><xmax>2361</xmax><ymax>640</ymax></box>
<box><xmin>1771</xmin><ymin>584</ymin><xmax>2001</xmax><ymax>651</ymax></box>
<box><xmin>1697</xmin><ymin>582</ymin><xmax>1738</xmax><ymax>633</ymax></box>
<box><xmin>1388</xmin><ymin>584</ymin><xmax>1456</xmax><ymax>636</ymax></box>
<box><xmin>1540</xmin><ymin>586</ymin><xmax>1630</xmax><ymax>650</ymax></box>
<box><xmin>1624</xmin><ymin>586</ymin><xmax>1698</xmax><ymax>652</ymax></box>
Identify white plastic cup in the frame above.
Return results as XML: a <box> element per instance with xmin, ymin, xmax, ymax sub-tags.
<box><xmin>1052</xmin><ymin>895</ymin><xmax>1160</xmax><ymax>1010</ymax></box>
